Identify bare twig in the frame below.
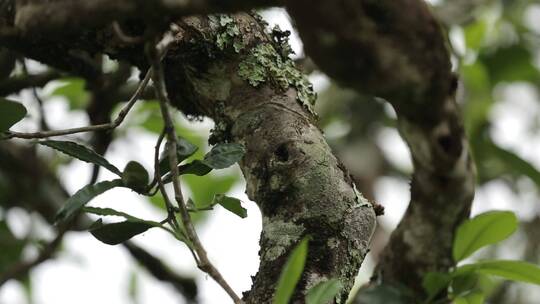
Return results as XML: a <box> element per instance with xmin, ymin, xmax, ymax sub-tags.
<box><xmin>3</xmin><ymin>69</ymin><xmax>152</xmax><ymax>140</ymax></box>
<box><xmin>149</xmin><ymin>41</ymin><xmax>243</xmax><ymax>304</ymax></box>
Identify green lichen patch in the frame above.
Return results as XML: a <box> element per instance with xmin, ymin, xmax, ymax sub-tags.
<box><xmin>209</xmin><ymin>14</ymin><xmax>245</xmax><ymax>53</ymax></box>
<box><xmin>238</xmin><ymin>43</ymin><xmax>317</xmax><ymax>116</ymax></box>
<box><xmin>262</xmin><ymin>218</ymin><xmax>305</xmax><ymax>261</ymax></box>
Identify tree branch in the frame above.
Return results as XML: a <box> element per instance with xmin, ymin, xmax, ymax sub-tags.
<box><xmin>286</xmin><ymin>0</ymin><xmax>476</xmax><ymax>299</ymax></box>
<box><xmin>13</xmin><ymin>0</ymin><xmax>283</xmax><ymax>36</ymax></box>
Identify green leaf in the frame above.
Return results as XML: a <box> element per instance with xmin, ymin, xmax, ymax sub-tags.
<box><xmin>422</xmin><ymin>272</ymin><xmax>452</xmax><ymax>301</ymax></box>
<box><xmin>40</xmin><ymin>140</ymin><xmax>122</xmax><ymax>176</ymax></box>
<box><xmin>464</xmin><ymin>20</ymin><xmax>487</xmax><ymax>51</ymax></box>
<box><xmin>203</xmin><ymin>143</ymin><xmax>245</xmax><ymax>169</ymax></box>
<box><xmin>161</xmin><ymin>143</ymin><xmax>244</xmax><ymax>183</ymax></box>
<box><xmin>451</xmin><ymin>272</ymin><xmax>481</xmax><ymax>296</ymax></box>
<box><xmin>55</xmin><ymin>179</ymin><xmax>123</xmax><ymax>224</ymax></box>
<box><xmin>50</xmin><ymin>78</ymin><xmax>90</xmax><ymax>109</ymax></box>
<box><xmin>90</xmin><ymin>220</ymin><xmax>155</xmax><ymax>245</ymax></box>
<box><xmin>179</xmin><ymin>160</ymin><xmax>213</xmax><ymax>176</ymax></box>
<box><xmin>274</xmin><ymin>236</ymin><xmax>309</xmax><ymax>304</ymax></box>
<box><xmin>212</xmin><ymin>194</ymin><xmax>247</xmax><ymax>218</ymax></box>
<box><xmin>453</xmin><ymin>211</ymin><xmax>518</xmax><ymax>262</ymax></box>
<box><xmin>456</xmin><ymin>260</ymin><xmax>540</xmax><ymax>285</ymax></box>
<box><xmin>0</xmin><ymin>98</ymin><xmax>27</xmax><ymax>132</ymax></box>
<box><xmin>306</xmin><ymin>279</ymin><xmax>342</xmax><ymax>304</ymax></box>
<box><xmin>479</xmin><ymin>45</ymin><xmax>540</xmax><ymax>84</ymax></box>
<box><xmin>122</xmin><ymin>161</ymin><xmax>149</xmax><ymax>193</ymax></box>
<box><xmin>454</xmin><ymin>291</ymin><xmax>485</xmax><ymax>304</ymax></box>
<box><xmin>158</xmin><ymin>138</ymin><xmax>198</xmax><ymax>176</ymax></box>
<box><xmin>83</xmin><ymin>206</ymin><xmax>145</xmax><ymax>221</ymax></box>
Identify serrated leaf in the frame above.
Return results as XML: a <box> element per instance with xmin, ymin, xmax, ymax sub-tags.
<box><xmin>55</xmin><ymin>179</ymin><xmax>123</xmax><ymax>224</ymax></box>
<box><xmin>453</xmin><ymin>211</ymin><xmax>518</xmax><ymax>262</ymax></box>
<box><xmin>423</xmin><ymin>272</ymin><xmax>452</xmax><ymax>301</ymax></box>
<box><xmin>213</xmin><ymin>194</ymin><xmax>247</xmax><ymax>218</ymax></box>
<box><xmin>0</xmin><ymin>98</ymin><xmax>27</xmax><ymax>132</ymax></box>
<box><xmin>306</xmin><ymin>279</ymin><xmax>342</xmax><ymax>304</ymax></box>
<box><xmin>158</xmin><ymin>138</ymin><xmax>199</xmax><ymax>176</ymax></box>
<box><xmin>274</xmin><ymin>236</ymin><xmax>309</xmax><ymax>304</ymax></box>
<box><xmin>456</xmin><ymin>260</ymin><xmax>540</xmax><ymax>285</ymax></box>
<box><xmin>90</xmin><ymin>220</ymin><xmax>155</xmax><ymax>245</ymax></box>
<box><xmin>122</xmin><ymin>161</ymin><xmax>149</xmax><ymax>193</ymax></box>
<box><xmin>204</xmin><ymin>143</ymin><xmax>245</xmax><ymax>169</ymax></box>
<box><xmin>40</xmin><ymin>140</ymin><xmax>122</xmax><ymax>176</ymax></box>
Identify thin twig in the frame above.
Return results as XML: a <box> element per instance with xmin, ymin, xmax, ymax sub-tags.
<box><xmin>3</xmin><ymin>69</ymin><xmax>152</xmax><ymax>140</ymax></box>
<box><xmin>149</xmin><ymin>41</ymin><xmax>243</xmax><ymax>304</ymax></box>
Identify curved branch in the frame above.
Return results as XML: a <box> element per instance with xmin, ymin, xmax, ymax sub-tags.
<box><xmin>286</xmin><ymin>0</ymin><xmax>476</xmax><ymax>298</ymax></box>
<box><xmin>13</xmin><ymin>0</ymin><xmax>282</xmax><ymax>36</ymax></box>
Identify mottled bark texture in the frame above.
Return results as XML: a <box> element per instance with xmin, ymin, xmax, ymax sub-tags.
<box><xmin>163</xmin><ymin>15</ymin><xmax>376</xmax><ymax>303</ymax></box>
<box><xmin>0</xmin><ymin>4</ymin><xmax>377</xmax><ymax>302</ymax></box>
<box><xmin>286</xmin><ymin>0</ymin><xmax>476</xmax><ymax>299</ymax></box>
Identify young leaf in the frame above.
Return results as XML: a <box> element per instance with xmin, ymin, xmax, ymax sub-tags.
<box><xmin>453</xmin><ymin>211</ymin><xmax>517</xmax><ymax>262</ymax></box>
<box><xmin>0</xmin><ymin>98</ymin><xmax>27</xmax><ymax>132</ymax></box>
<box><xmin>213</xmin><ymin>194</ymin><xmax>247</xmax><ymax>218</ymax></box>
<box><xmin>55</xmin><ymin>179</ymin><xmax>123</xmax><ymax>224</ymax></box>
<box><xmin>422</xmin><ymin>272</ymin><xmax>452</xmax><ymax>301</ymax></box>
<box><xmin>122</xmin><ymin>161</ymin><xmax>149</xmax><ymax>193</ymax></box>
<box><xmin>90</xmin><ymin>220</ymin><xmax>155</xmax><ymax>245</ymax></box>
<box><xmin>158</xmin><ymin>138</ymin><xmax>199</xmax><ymax>176</ymax></box>
<box><xmin>274</xmin><ymin>236</ymin><xmax>310</xmax><ymax>304</ymax></box>
<box><xmin>306</xmin><ymin>279</ymin><xmax>342</xmax><ymax>304</ymax></box>
<box><xmin>40</xmin><ymin>140</ymin><xmax>122</xmax><ymax>176</ymax></box>
<box><xmin>456</xmin><ymin>260</ymin><xmax>540</xmax><ymax>285</ymax></box>
<box><xmin>204</xmin><ymin>143</ymin><xmax>245</xmax><ymax>169</ymax></box>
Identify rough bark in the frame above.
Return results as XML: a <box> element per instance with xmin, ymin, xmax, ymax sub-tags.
<box><xmin>0</xmin><ymin>6</ymin><xmax>378</xmax><ymax>302</ymax></box>
<box><xmin>163</xmin><ymin>15</ymin><xmax>377</xmax><ymax>303</ymax></box>
<box><xmin>286</xmin><ymin>0</ymin><xmax>476</xmax><ymax>299</ymax></box>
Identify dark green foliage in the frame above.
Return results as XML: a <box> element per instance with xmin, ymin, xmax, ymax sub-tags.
<box><xmin>40</xmin><ymin>140</ymin><xmax>122</xmax><ymax>176</ymax></box>
<box><xmin>0</xmin><ymin>98</ymin><xmax>27</xmax><ymax>132</ymax></box>
<box><xmin>55</xmin><ymin>179</ymin><xmax>124</xmax><ymax>224</ymax></box>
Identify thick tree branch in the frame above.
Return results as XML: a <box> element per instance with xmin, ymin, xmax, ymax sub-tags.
<box><xmin>286</xmin><ymin>0</ymin><xmax>476</xmax><ymax>299</ymax></box>
<box><xmin>13</xmin><ymin>0</ymin><xmax>282</xmax><ymax>36</ymax></box>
